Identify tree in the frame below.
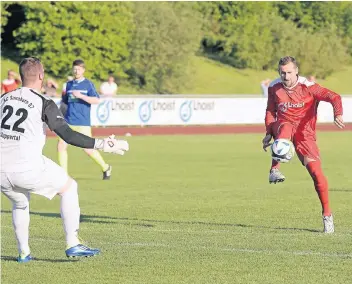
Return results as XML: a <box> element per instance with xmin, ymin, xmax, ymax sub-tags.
<box><xmin>1</xmin><ymin>3</ymin><xmax>11</xmax><ymax>34</ymax></box>
<box><xmin>128</xmin><ymin>2</ymin><xmax>202</xmax><ymax>93</ymax></box>
<box><xmin>14</xmin><ymin>2</ymin><xmax>133</xmax><ymax>80</ymax></box>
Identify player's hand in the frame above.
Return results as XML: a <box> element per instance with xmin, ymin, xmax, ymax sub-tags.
<box><xmin>95</xmin><ymin>135</ymin><xmax>129</xmax><ymax>155</ymax></box>
<box><xmin>262</xmin><ymin>134</ymin><xmax>272</xmax><ymax>152</ymax></box>
<box><xmin>72</xmin><ymin>90</ymin><xmax>84</xmax><ymax>99</ymax></box>
<box><xmin>334</xmin><ymin>115</ymin><xmax>345</xmax><ymax>129</ymax></box>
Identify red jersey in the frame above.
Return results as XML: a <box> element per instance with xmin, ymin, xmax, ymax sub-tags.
<box><xmin>1</xmin><ymin>79</ymin><xmax>20</xmax><ymax>93</ymax></box>
<box><xmin>265</xmin><ymin>76</ymin><xmax>343</xmax><ymax>138</ymax></box>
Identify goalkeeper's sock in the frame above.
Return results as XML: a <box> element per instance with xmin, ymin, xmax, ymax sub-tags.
<box><xmin>59</xmin><ymin>180</ymin><xmax>80</xmax><ymax>248</ymax></box>
<box><xmin>88</xmin><ymin>150</ymin><xmax>109</xmax><ymax>172</ymax></box>
<box><xmin>306</xmin><ymin>161</ymin><xmax>331</xmax><ymax>216</ymax></box>
<box><xmin>58</xmin><ymin>150</ymin><xmax>68</xmax><ymax>172</ymax></box>
<box><xmin>271</xmin><ymin>159</ymin><xmax>280</xmax><ymax>170</ymax></box>
<box><xmin>12</xmin><ymin>192</ymin><xmax>31</xmax><ymax>256</ymax></box>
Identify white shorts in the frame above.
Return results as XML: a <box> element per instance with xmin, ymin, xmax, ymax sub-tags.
<box><xmin>1</xmin><ymin>156</ymin><xmax>69</xmax><ymax>200</ymax></box>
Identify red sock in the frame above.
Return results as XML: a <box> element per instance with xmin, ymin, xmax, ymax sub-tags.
<box><xmin>271</xmin><ymin>159</ymin><xmax>280</xmax><ymax>170</ymax></box>
<box><xmin>306</xmin><ymin>161</ymin><xmax>331</xmax><ymax>216</ymax></box>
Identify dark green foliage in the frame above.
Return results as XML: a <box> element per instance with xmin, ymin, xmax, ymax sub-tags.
<box><xmin>1</xmin><ymin>3</ymin><xmax>11</xmax><ymax>34</ymax></box>
<box><xmin>13</xmin><ymin>2</ymin><xmax>133</xmax><ymax>80</ymax></box>
<box><xmin>128</xmin><ymin>2</ymin><xmax>202</xmax><ymax>93</ymax></box>
<box><xmin>1</xmin><ymin>1</ymin><xmax>351</xmax><ymax>91</ymax></box>
<box><xmin>196</xmin><ymin>2</ymin><xmax>351</xmax><ymax>77</ymax></box>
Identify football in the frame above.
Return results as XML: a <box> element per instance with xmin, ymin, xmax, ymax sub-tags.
<box><xmin>271</xmin><ymin>138</ymin><xmax>295</xmax><ymax>163</ymax></box>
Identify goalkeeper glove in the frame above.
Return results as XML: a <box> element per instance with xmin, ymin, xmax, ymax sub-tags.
<box><xmin>94</xmin><ymin>135</ymin><xmax>129</xmax><ymax>155</ymax></box>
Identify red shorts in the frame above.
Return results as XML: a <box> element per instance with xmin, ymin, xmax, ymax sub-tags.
<box><xmin>271</xmin><ymin>121</ymin><xmax>320</xmax><ymax>165</ymax></box>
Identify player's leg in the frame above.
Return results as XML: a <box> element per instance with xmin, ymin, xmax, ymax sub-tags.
<box><xmin>41</xmin><ymin>157</ymin><xmax>100</xmax><ymax>256</ymax></box>
<box><xmin>58</xmin><ymin>178</ymin><xmax>80</xmax><ymax>248</ymax></box>
<box><xmin>71</xmin><ymin>125</ymin><xmax>111</xmax><ymax>180</ymax></box>
<box><xmin>12</xmin><ymin>157</ymin><xmax>100</xmax><ymax>257</ymax></box>
<box><xmin>58</xmin><ymin>178</ymin><xmax>100</xmax><ymax>257</ymax></box>
<box><xmin>294</xmin><ymin>137</ymin><xmax>334</xmax><ymax>233</ymax></box>
<box><xmin>57</xmin><ymin>137</ymin><xmax>68</xmax><ymax>172</ymax></box>
<box><xmin>1</xmin><ymin>173</ymin><xmax>32</xmax><ymax>263</ymax></box>
<box><xmin>269</xmin><ymin>122</ymin><xmax>295</xmax><ymax>184</ymax></box>
<box><xmin>84</xmin><ymin>148</ymin><xmax>111</xmax><ymax>179</ymax></box>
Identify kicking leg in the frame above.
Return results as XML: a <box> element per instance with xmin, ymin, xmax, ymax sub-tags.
<box><xmin>269</xmin><ymin>122</ymin><xmax>294</xmax><ymax>184</ymax></box>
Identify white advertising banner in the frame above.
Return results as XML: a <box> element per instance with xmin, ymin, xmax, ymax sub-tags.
<box><xmin>317</xmin><ymin>98</ymin><xmax>352</xmax><ymax>123</ymax></box>
<box><xmin>52</xmin><ymin>96</ymin><xmax>352</xmax><ymax>126</ymax></box>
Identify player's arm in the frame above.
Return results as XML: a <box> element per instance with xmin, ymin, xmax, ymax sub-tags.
<box><xmin>262</xmin><ymin>86</ymin><xmax>277</xmax><ymax>151</ymax></box>
<box><xmin>42</xmin><ymin>99</ymin><xmax>129</xmax><ymax>154</ymax></box>
<box><xmin>71</xmin><ymin>81</ymin><xmax>100</xmax><ymax>104</ymax></box>
<box><xmin>265</xmin><ymin>86</ymin><xmax>277</xmax><ymax>136</ymax></box>
<box><xmin>72</xmin><ymin>91</ymin><xmax>100</xmax><ymax>104</ymax></box>
<box><xmin>309</xmin><ymin>84</ymin><xmax>345</xmax><ymax>128</ymax></box>
<box><xmin>62</xmin><ymin>92</ymin><xmax>68</xmax><ymax>105</ymax></box>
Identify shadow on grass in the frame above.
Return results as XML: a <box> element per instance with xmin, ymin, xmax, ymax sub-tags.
<box><xmin>330</xmin><ymin>189</ymin><xmax>352</xmax><ymax>193</ymax></box>
<box><xmin>1</xmin><ymin>210</ymin><xmax>320</xmax><ymax>233</ymax></box>
<box><xmin>1</xmin><ymin>255</ymin><xmax>77</xmax><ymax>263</ymax></box>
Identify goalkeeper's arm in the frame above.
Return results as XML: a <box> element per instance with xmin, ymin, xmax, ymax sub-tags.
<box><xmin>54</xmin><ymin>124</ymin><xmax>103</xmax><ymax>149</ymax></box>
<box><xmin>42</xmin><ymin>99</ymin><xmax>105</xmax><ymax>150</ymax></box>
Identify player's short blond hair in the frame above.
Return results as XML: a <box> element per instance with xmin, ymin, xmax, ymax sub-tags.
<box><xmin>19</xmin><ymin>57</ymin><xmax>43</xmax><ymax>84</ymax></box>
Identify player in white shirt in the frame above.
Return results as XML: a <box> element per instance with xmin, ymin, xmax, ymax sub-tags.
<box><xmin>99</xmin><ymin>74</ymin><xmax>118</xmax><ymax>97</ymax></box>
<box><xmin>1</xmin><ymin>57</ymin><xmax>129</xmax><ymax>263</ymax></box>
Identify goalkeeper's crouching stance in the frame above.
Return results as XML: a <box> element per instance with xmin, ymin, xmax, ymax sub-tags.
<box><xmin>49</xmin><ymin>114</ymin><xmax>129</xmax><ymax>260</ymax></box>
<box><xmin>1</xmin><ymin>56</ymin><xmax>129</xmax><ymax>263</ymax></box>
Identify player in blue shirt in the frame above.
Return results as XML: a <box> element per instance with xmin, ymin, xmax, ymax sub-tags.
<box><xmin>57</xmin><ymin>59</ymin><xmax>112</xmax><ymax>180</ymax></box>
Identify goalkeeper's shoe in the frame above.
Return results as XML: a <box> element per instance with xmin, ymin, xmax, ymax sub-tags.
<box><xmin>323</xmin><ymin>214</ymin><xmax>334</xmax><ymax>234</ymax></box>
<box><xmin>269</xmin><ymin>168</ymin><xmax>285</xmax><ymax>184</ymax></box>
<box><xmin>17</xmin><ymin>253</ymin><xmax>33</xmax><ymax>263</ymax></box>
<box><xmin>65</xmin><ymin>244</ymin><xmax>100</xmax><ymax>258</ymax></box>
<box><xmin>103</xmin><ymin>165</ymin><xmax>112</xmax><ymax>180</ymax></box>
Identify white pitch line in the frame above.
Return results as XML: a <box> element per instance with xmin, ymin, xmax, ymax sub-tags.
<box><xmin>1</xmin><ymin>235</ymin><xmax>351</xmax><ymax>259</ymax></box>
<box><xmin>222</xmin><ymin>248</ymin><xmax>352</xmax><ymax>258</ymax></box>
<box><xmin>1</xmin><ymin>225</ymin><xmax>352</xmax><ymax>237</ymax></box>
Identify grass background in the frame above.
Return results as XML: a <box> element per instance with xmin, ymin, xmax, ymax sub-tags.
<box><xmin>1</xmin><ymin>132</ymin><xmax>352</xmax><ymax>283</ymax></box>
<box><xmin>2</xmin><ymin>55</ymin><xmax>352</xmax><ymax>95</ymax></box>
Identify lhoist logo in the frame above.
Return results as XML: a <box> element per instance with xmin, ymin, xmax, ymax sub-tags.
<box><xmin>139</xmin><ymin>100</ymin><xmax>153</xmax><ymax>123</ymax></box>
<box><xmin>179</xmin><ymin>100</ymin><xmax>215</xmax><ymax>122</ymax></box>
<box><xmin>278</xmin><ymin>102</ymin><xmax>305</xmax><ymax>113</ymax></box>
<box><xmin>96</xmin><ymin>100</ymin><xmax>111</xmax><ymax>123</ymax></box>
<box><xmin>179</xmin><ymin>101</ymin><xmax>193</xmax><ymax>122</ymax></box>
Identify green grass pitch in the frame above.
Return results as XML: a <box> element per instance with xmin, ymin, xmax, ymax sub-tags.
<box><xmin>1</xmin><ymin>132</ymin><xmax>352</xmax><ymax>283</ymax></box>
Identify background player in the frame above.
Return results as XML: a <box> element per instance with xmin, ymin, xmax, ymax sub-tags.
<box><xmin>262</xmin><ymin>56</ymin><xmax>344</xmax><ymax>233</ymax></box>
<box><xmin>1</xmin><ymin>57</ymin><xmax>129</xmax><ymax>262</ymax></box>
<box><xmin>57</xmin><ymin>59</ymin><xmax>112</xmax><ymax>179</ymax></box>
<box><xmin>2</xmin><ymin>69</ymin><xmax>21</xmax><ymax>94</ymax></box>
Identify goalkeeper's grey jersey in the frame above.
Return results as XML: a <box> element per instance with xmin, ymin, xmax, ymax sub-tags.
<box><xmin>1</xmin><ymin>87</ymin><xmax>64</xmax><ymax>172</ymax></box>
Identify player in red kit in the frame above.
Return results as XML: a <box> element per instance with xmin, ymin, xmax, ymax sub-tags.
<box><xmin>262</xmin><ymin>56</ymin><xmax>345</xmax><ymax>233</ymax></box>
